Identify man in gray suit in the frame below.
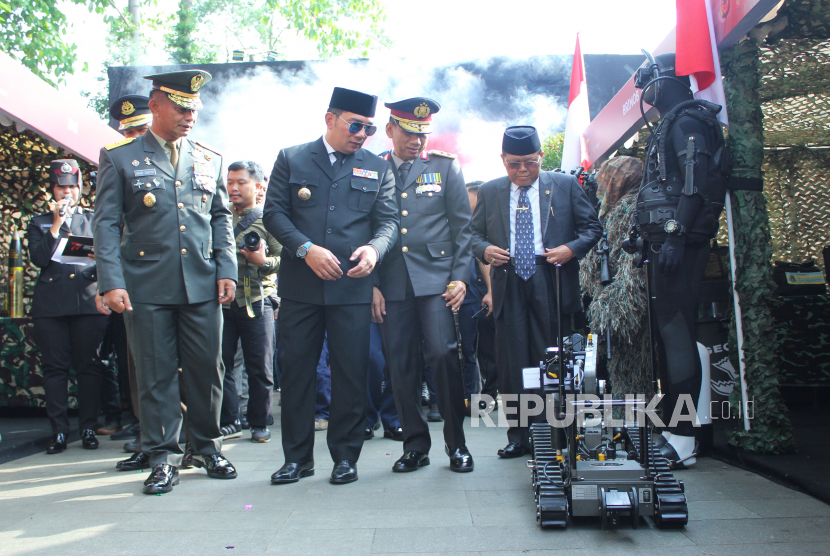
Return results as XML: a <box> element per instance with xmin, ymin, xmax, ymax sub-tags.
<box><xmin>264</xmin><ymin>87</ymin><xmax>398</xmax><ymax>485</ymax></box>
<box><xmin>371</xmin><ymin>98</ymin><xmax>474</xmax><ymax>473</ymax></box>
<box><xmin>94</xmin><ymin>70</ymin><xmax>239</xmax><ymax>494</ymax></box>
<box><xmin>471</xmin><ymin>126</ymin><xmax>602</xmax><ymax>458</ymax></box>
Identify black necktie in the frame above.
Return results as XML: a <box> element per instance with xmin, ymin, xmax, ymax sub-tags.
<box><xmin>399</xmin><ymin>161</ymin><xmax>412</xmax><ymax>182</ymax></box>
<box><xmin>333</xmin><ymin>151</ymin><xmax>346</xmax><ymax>167</ymax></box>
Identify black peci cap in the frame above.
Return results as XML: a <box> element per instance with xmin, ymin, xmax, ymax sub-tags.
<box><xmin>109</xmin><ymin>95</ymin><xmax>152</xmax><ymax>130</ymax></box>
<box><xmin>144</xmin><ymin>70</ymin><xmax>212</xmax><ymax>110</ymax></box>
<box><xmin>49</xmin><ymin>159</ymin><xmax>80</xmax><ymax>187</ymax></box>
<box><xmin>329</xmin><ymin>87</ymin><xmax>378</xmax><ymax>118</ymax></box>
<box><xmin>384</xmin><ymin>97</ymin><xmax>441</xmax><ymax>134</ymax></box>
<box><xmin>502</xmin><ymin>126</ymin><xmax>542</xmax><ymax>156</ymax></box>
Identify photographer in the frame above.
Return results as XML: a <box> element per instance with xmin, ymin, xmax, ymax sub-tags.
<box><xmin>220</xmin><ymin>161</ymin><xmax>282</xmax><ymax>443</ymax></box>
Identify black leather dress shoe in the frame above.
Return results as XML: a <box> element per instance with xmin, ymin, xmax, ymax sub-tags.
<box><xmin>111</xmin><ymin>421</ymin><xmax>140</xmax><ymax>440</ymax></box>
<box><xmin>143</xmin><ymin>463</ymin><xmax>178</xmax><ymax>494</ymax></box>
<box><xmin>180</xmin><ymin>442</ymin><xmax>194</xmax><ymax>469</ymax></box>
<box><xmin>192</xmin><ymin>453</ymin><xmax>237</xmax><ymax>479</ymax></box>
<box><xmin>330</xmin><ymin>460</ymin><xmax>358</xmax><ymax>484</ymax></box>
<box><xmin>497</xmin><ymin>442</ymin><xmax>529</xmax><ymax>459</ymax></box>
<box><xmin>446</xmin><ymin>445</ymin><xmax>474</xmax><ymax>472</ymax></box>
<box><xmin>116</xmin><ymin>451</ymin><xmax>150</xmax><ymax>471</ymax></box>
<box><xmin>271</xmin><ymin>462</ymin><xmax>314</xmax><ymax>484</ymax></box>
<box><xmin>383</xmin><ymin>427</ymin><xmax>404</xmax><ymax>441</ymax></box>
<box><xmin>81</xmin><ymin>429</ymin><xmax>99</xmax><ymax>450</ymax></box>
<box><xmin>47</xmin><ymin>433</ymin><xmax>67</xmax><ymax>455</ymax></box>
<box><xmin>364</xmin><ymin>426</ymin><xmax>374</xmax><ymax>440</ymax></box>
<box><xmin>393</xmin><ymin>451</ymin><xmax>430</xmax><ymax>473</ymax></box>
<box><xmin>124</xmin><ymin>434</ymin><xmax>140</xmax><ymax>453</ymax></box>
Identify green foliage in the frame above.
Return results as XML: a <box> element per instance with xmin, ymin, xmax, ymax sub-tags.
<box><xmin>721</xmin><ymin>39</ymin><xmax>796</xmax><ymax>455</ymax></box>
<box><xmin>0</xmin><ymin>0</ymin><xmax>109</xmax><ymax>86</ymax></box>
<box><xmin>541</xmin><ymin>132</ymin><xmax>564</xmax><ymax>171</ymax></box>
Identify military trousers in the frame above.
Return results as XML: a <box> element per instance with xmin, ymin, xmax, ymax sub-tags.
<box><xmin>381</xmin><ymin>294</ymin><xmax>467</xmax><ymax>454</ymax></box>
<box><xmin>278</xmin><ymin>300</ymin><xmax>371</xmax><ymax>464</ymax></box>
<box><xmin>124</xmin><ymin>300</ymin><xmax>223</xmax><ymax>466</ymax></box>
<box><xmin>34</xmin><ymin>314</ymin><xmax>109</xmax><ymax>436</ymax></box>
<box><xmin>495</xmin><ymin>261</ymin><xmax>569</xmax><ymax>448</ymax></box>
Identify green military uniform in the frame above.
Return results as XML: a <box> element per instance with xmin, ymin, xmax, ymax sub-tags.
<box><xmin>93</xmin><ymin>71</ymin><xmax>237</xmax><ymax>468</ymax></box>
<box><xmin>227</xmin><ymin>208</ymin><xmax>282</xmax><ymax>310</ymax></box>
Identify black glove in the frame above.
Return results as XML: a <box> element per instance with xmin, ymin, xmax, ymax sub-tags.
<box><xmin>658</xmin><ymin>235</ymin><xmax>685</xmax><ymax>274</ymax></box>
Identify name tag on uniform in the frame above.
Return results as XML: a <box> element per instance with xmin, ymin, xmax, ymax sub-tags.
<box><xmin>40</xmin><ymin>223</ymin><xmax>52</xmax><ymax>228</ymax></box>
<box><xmin>353</xmin><ymin>168</ymin><xmax>378</xmax><ymax>180</ymax></box>
<box><xmin>134</xmin><ymin>169</ymin><xmax>156</xmax><ymax>177</ymax></box>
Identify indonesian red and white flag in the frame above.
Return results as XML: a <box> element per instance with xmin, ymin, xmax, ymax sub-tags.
<box><xmin>561</xmin><ymin>34</ymin><xmax>591</xmax><ymax>172</ymax></box>
<box><xmin>676</xmin><ymin>0</ymin><xmax>728</xmax><ymax>126</ymax></box>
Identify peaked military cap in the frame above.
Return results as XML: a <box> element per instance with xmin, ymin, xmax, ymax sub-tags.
<box><xmin>144</xmin><ymin>70</ymin><xmax>212</xmax><ymax>110</ymax></box>
<box><xmin>109</xmin><ymin>94</ymin><xmax>152</xmax><ymax>130</ymax></box>
<box><xmin>49</xmin><ymin>159</ymin><xmax>80</xmax><ymax>187</ymax></box>
<box><xmin>329</xmin><ymin>87</ymin><xmax>378</xmax><ymax>118</ymax></box>
<box><xmin>384</xmin><ymin>97</ymin><xmax>441</xmax><ymax>134</ymax></box>
<box><xmin>502</xmin><ymin>126</ymin><xmax>541</xmax><ymax>156</ymax></box>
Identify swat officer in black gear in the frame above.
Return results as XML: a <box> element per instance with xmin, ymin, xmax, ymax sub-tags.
<box><xmin>632</xmin><ymin>52</ymin><xmax>728</xmax><ymax>467</ymax></box>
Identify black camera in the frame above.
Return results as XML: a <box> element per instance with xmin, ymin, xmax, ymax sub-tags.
<box><xmin>241</xmin><ymin>231</ymin><xmax>261</xmax><ymax>251</ymax></box>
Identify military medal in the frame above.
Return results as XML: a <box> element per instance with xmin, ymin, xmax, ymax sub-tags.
<box><xmin>152</xmin><ymin>178</ymin><xmax>161</xmax><ymax>187</ymax></box>
<box><xmin>298</xmin><ymin>187</ymin><xmax>312</xmax><ymax>201</ymax></box>
<box><xmin>132</xmin><ymin>160</ymin><xmax>139</xmax><ymax>167</ymax></box>
<box><xmin>144</xmin><ymin>157</ymin><xmax>151</xmax><ymax>165</ymax></box>
<box><xmin>144</xmin><ymin>192</ymin><xmax>156</xmax><ymax>207</ymax></box>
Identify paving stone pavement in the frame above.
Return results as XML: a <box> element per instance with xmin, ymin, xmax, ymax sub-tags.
<box><xmin>2</xmin><ymin>399</ymin><xmax>829</xmax><ymax>556</ymax></box>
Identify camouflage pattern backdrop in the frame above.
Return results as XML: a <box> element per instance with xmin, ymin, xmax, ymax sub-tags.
<box><xmin>0</xmin><ymin>124</ymin><xmax>94</xmax><ymax>407</ymax></box>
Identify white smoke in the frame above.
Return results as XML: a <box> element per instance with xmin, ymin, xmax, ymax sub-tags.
<box><xmin>131</xmin><ymin>57</ymin><xmax>568</xmax><ymax>182</ymax></box>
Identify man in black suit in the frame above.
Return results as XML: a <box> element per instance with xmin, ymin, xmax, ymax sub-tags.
<box><xmin>28</xmin><ymin>159</ymin><xmax>109</xmax><ymax>454</ymax></box>
<box><xmin>471</xmin><ymin>126</ymin><xmax>602</xmax><ymax>458</ymax></box>
<box><xmin>264</xmin><ymin>87</ymin><xmax>398</xmax><ymax>485</ymax></box>
<box><xmin>372</xmin><ymin>97</ymin><xmax>474</xmax><ymax>473</ymax></box>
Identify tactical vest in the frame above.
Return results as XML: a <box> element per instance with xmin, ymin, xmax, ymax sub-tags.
<box><xmin>634</xmin><ymin>100</ymin><xmax>729</xmax><ymax>244</ymax></box>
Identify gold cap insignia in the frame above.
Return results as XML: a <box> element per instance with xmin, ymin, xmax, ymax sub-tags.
<box><xmin>298</xmin><ymin>187</ymin><xmax>312</xmax><ymax>201</ymax></box>
<box><xmin>191</xmin><ymin>74</ymin><xmax>204</xmax><ymax>92</ymax></box>
<box><xmin>144</xmin><ymin>192</ymin><xmax>156</xmax><ymax>207</ymax></box>
<box><xmin>413</xmin><ymin>102</ymin><xmax>430</xmax><ymax>119</ymax></box>
<box><xmin>122</xmin><ymin>101</ymin><xmax>135</xmax><ymax>115</ymax></box>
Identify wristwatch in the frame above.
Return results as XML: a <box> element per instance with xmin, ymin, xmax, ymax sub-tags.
<box><xmin>663</xmin><ymin>220</ymin><xmax>686</xmax><ymax>236</ymax></box>
<box><xmin>296</xmin><ymin>241</ymin><xmax>313</xmax><ymax>258</ymax></box>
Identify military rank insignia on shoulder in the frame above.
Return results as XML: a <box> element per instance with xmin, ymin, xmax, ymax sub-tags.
<box><xmin>428</xmin><ymin>150</ymin><xmax>457</xmax><ymax>159</ymax></box>
<box><xmin>105</xmin><ymin>137</ymin><xmax>136</xmax><ymax>151</ymax></box>
<box><xmin>195</xmin><ymin>140</ymin><xmax>222</xmax><ymax>156</ymax></box>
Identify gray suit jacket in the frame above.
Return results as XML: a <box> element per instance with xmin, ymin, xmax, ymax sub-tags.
<box><xmin>28</xmin><ymin>209</ymin><xmax>100</xmax><ymax>318</ymax></box>
<box><xmin>471</xmin><ymin>171</ymin><xmax>602</xmax><ymax>318</ymax></box>
<box><xmin>94</xmin><ymin>132</ymin><xmax>237</xmax><ymax>305</ymax></box>
<box><xmin>263</xmin><ymin>137</ymin><xmax>398</xmax><ymax>306</ymax></box>
<box><xmin>377</xmin><ymin>151</ymin><xmax>473</xmax><ymax>301</ymax></box>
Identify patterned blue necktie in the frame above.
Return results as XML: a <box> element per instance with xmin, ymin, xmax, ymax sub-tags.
<box><xmin>515</xmin><ymin>186</ymin><xmax>535</xmax><ymax>280</ymax></box>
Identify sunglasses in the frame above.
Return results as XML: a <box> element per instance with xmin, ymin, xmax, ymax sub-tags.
<box><xmin>336</xmin><ymin>114</ymin><xmax>377</xmax><ymax>136</ymax></box>
<box><xmin>505</xmin><ymin>159</ymin><xmax>541</xmax><ymax>170</ymax></box>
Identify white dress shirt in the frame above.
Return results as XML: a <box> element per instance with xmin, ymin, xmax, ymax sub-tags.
<box><xmin>322</xmin><ymin>136</ymin><xmax>338</xmax><ymax>165</ymax></box>
<box><xmin>509</xmin><ymin>178</ymin><xmax>545</xmax><ymax>256</ymax></box>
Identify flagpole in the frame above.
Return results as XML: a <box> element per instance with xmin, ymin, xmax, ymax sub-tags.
<box><xmin>725</xmin><ymin>191</ymin><xmax>751</xmax><ymax>431</ymax></box>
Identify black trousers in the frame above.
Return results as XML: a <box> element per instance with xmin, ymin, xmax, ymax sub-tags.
<box><xmin>220</xmin><ymin>297</ymin><xmax>275</xmax><ymax>428</ymax></box>
<box><xmin>651</xmin><ymin>241</ymin><xmax>710</xmax><ymax>436</ymax></box>
<box><xmin>124</xmin><ymin>300</ymin><xmax>223</xmax><ymax>466</ymax></box>
<box><xmin>495</xmin><ymin>262</ymin><xmax>568</xmax><ymax>447</ymax></box>
<box><xmin>34</xmin><ymin>314</ymin><xmax>109</xmax><ymax>435</ymax></box>
<box><xmin>381</xmin><ymin>294</ymin><xmax>467</xmax><ymax>454</ymax></box>
<box><xmin>477</xmin><ymin>312</ymin><xmax>498</xmax><ymax>399</ymax></box>
<box><xmin>279</xmin><ymin>300</ymin><xmax>371</xmax><ymax>464</ymax></box>
<box><xmin>458</xmin><ymin>302</ymin><xmax>480</xmax><ymax>398</ymax></box>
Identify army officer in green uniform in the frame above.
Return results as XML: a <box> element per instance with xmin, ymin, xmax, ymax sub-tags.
<box><xmin>94</xmin><ymin>70</ymin><xmax>239</xmax><ymax>495</ymax></box>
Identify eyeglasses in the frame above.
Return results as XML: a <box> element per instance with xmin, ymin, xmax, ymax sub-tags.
<box><xmin>336</xmin><ymin>114</ymin><xmax>377</xmax><ymax>136</ymax></box>
<box><xmin>505</xmin><ymin>159</ymin><xmax>541</xmax><ymax>170</ymax></box>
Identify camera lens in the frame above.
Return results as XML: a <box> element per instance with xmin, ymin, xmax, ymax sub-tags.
<box><xmin>242</xmin><ymin>231</ymin><xmax>260</xmax><ymax>250</ymax></box>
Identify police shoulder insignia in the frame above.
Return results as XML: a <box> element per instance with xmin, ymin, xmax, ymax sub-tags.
<box><xmin>195</xmin><ymin>140</ymin><xmax>222</xmax><ymax>156</ymax></box>
<box><xmin>104</xmin><ymin>137</ymin><xmax>136</xmax><ymax>151</ymax></box>
<box><xmin>428</xmin><ymin>150</ymin><xmax>457</xmax><ymax>159</ymax></box>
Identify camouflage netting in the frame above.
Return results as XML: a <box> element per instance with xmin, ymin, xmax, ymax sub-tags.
<box><xmin>0</xmin><ymin>124</ymin><xmax>96</xmax><ymax>312</ymax></box>
<box><xmin>0</xmin><ymin>124</ymin><xmax>95</xmax><ymax>407</ymax></box>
